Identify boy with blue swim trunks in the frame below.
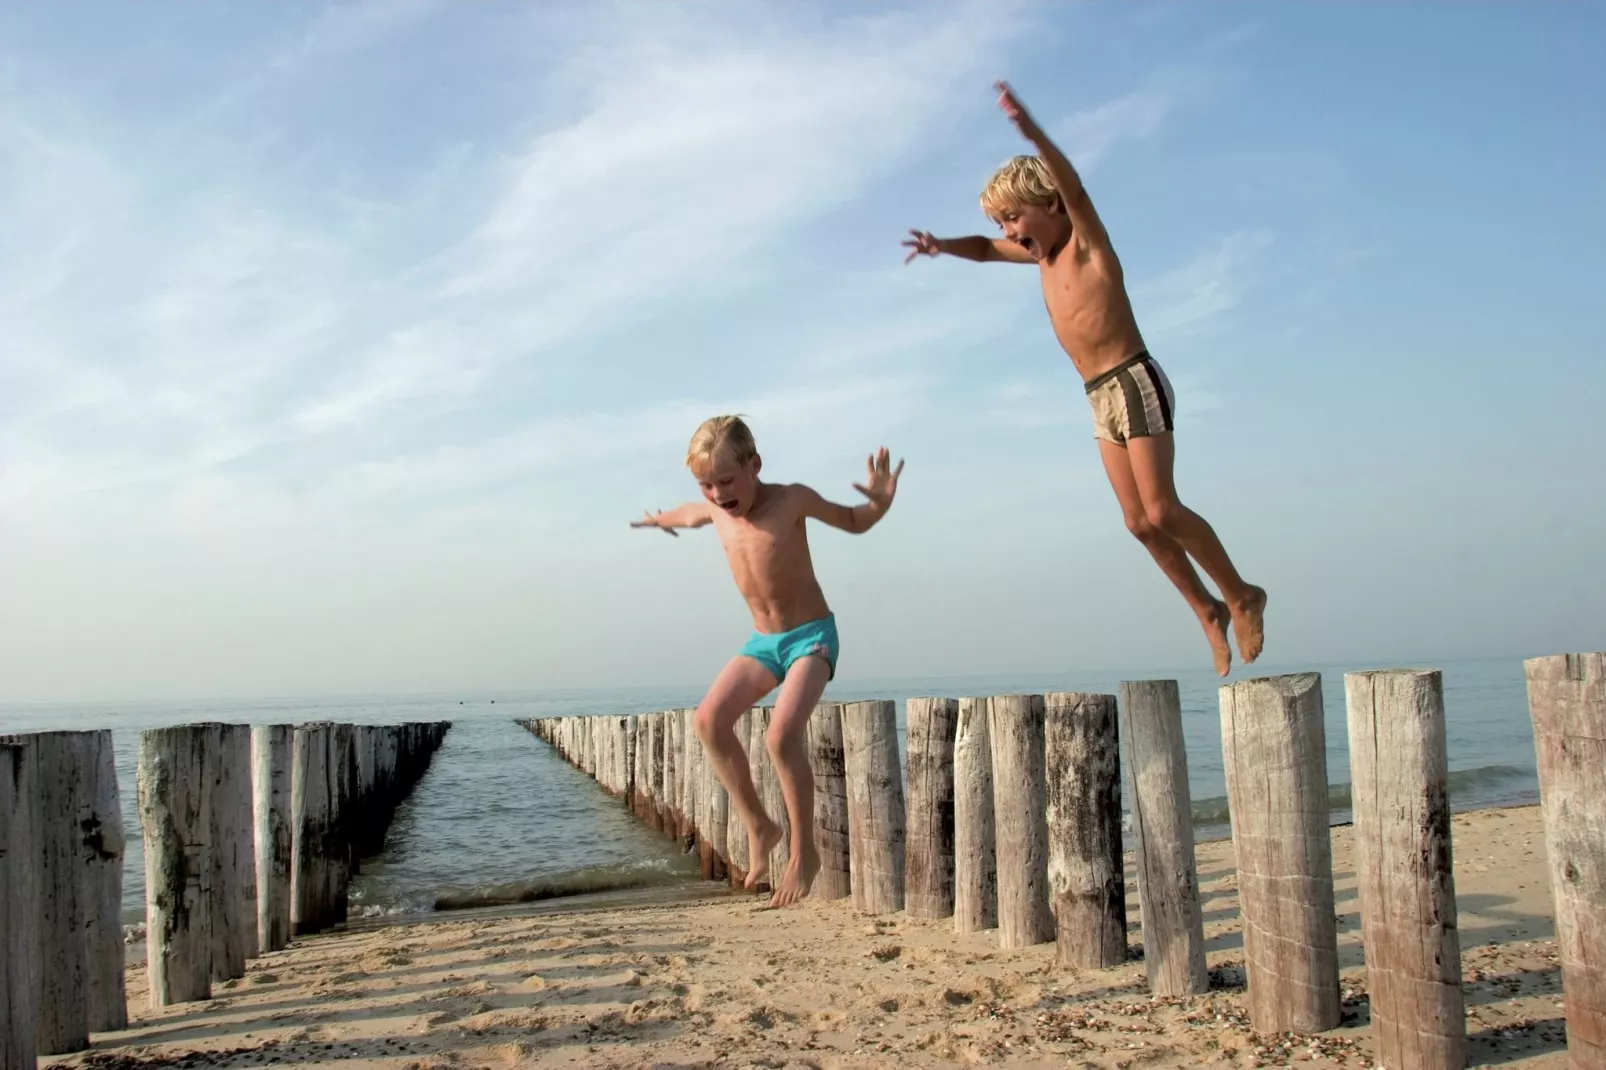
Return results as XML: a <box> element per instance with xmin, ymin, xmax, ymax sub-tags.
<box><xmin>632</xmin><ymin>415</ymin><xmax>904</xmax><ymax>907</ymax></box>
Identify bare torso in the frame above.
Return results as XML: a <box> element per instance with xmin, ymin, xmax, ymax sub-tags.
<box><xmin>710</xmin><ymin>483</ymin><xmax>831</xmax><ymax>634</ymax></box>
<box><xmin>1039</xmin><ymin>237</ymin><xmax>1147</xmax><ymax>382</ymax></box>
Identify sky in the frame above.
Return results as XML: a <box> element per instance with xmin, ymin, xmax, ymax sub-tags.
<box><xmin>2</xmin><ymin>1</ymin><xmax>1603</xmax><ymax>704</ymax></box>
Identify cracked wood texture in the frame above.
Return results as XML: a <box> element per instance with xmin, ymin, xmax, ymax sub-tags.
<box><xmin>988</xmin><ymin>694</ymin><xmax>1053</xmax><ymax>948</ymax></box>
<box><xmin>1345</xmin><ymin>669</ymin><xmax>1465</xmax><ymax>1070</ymax></box>
<box><xmin>1219</xmin><ymin>673</ymin><xmax>1340</xmax><ymax>1034</ymax></box>
<box><xmin>723</xmin><ymin>710</ymin><xmax>749</xmax><ymax>884</ymax></box>
<box><xmin>84</xmin><ymin>732</ymin><xmax>127</xmax><ymax>1032</ymax></box>
<box><xmin>1525</xmin><ymin>652</ymin><xmax>1606</xmax><ymax>1069</ymax></box>
<box><xmin>290</xmin><ymin>723</ymin><xmax>330</xmax><ymax>936</ymax></box>
<box><xmin>252</xmin><ymin>725</ymin><xmax>293</xmax><ymax>956</ymax></box>
<box><xmin>842</xmin><ymin>700</ymin><xmax>906</xmax><ymax>915</ymax></box>
<box><xmin>661</xmin><ymin>714</ymin><xmax>679</xmax><ymax>842</ymax></box>
<box><xmin>209</xmin><ymin>724</ymin><xmax>254</xmax><ymax>984</ymax></box>
<box><xmin>138</xmin><ymin>725</ymin><xmax>213</xmax><ymax>1007</ymax></box>
<box><xmin>647</xmin><ymin>714</ymin><xmax>664</xmax><ymax>833</ymax></box>
<box><xmin>953</xmin><ymin>697</ymin><xmax>997</xmax><ymax>934</ymax></box>
<box><xmin>1045</xmin><ymin>692</ymin><xmax>1126</xmax><ymax>969</ymax></box>
<box><xmin>1119</xmin><ymin>679</ymin><xmax>1207</xmax><ymax>996</ymax></box>
<box><xmin>905</xmin><ymin>698</ymin><xmax>958</xmax><ymax>920</ymax></box>
<box><xmin>2</xmin><ymin>741</ymin><xmax>39</xmax><ymax>1070</ymax></box>
<box><xmin>807</xmin><ymin>704</ymin><xmax>850</xmax><ymax>901</ymax></box>
<box><xmin>704</xmin><ymin>731</ymin><xmax>730</xmax><ymax>883</ymax></box>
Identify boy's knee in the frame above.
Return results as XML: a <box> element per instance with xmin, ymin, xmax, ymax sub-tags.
<box><xmin>764</xmin><ymin>722</ymin><xmax>802</xmax><ymax>759</ymax></box>
<box><xmin>1144</xmin><ymin>498</ymin><xmax>1181</xmax><ymax>533</ymax></box>
<box><xmin>1124</xmin><ymin>510</ymin><xmax>1158</xmax><ymax>541</ymax></box>
<box><xmin>692</xmin><ymin>706</ymin><xmax>719</xmax><ymax>745</ymax></box>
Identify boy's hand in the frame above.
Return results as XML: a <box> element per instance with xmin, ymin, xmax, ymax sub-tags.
<box><xmin>852</xmin><ymin>448</ymin><xmax>905</xmax><ymax>511</ymax></box>
<box><xmin>630</xmin><ymin>509</ymin><xmax>680</xmax><ymax>537</ymax></box>
<box><xmin>995</xmin><ymin>80</ymin><xmax>1044</xmax><ymax>141</ymax></box>
<box><xmin>902</xmin><ymin>229</ymin><xmax>942</xmax><ymax>264</ymax></box>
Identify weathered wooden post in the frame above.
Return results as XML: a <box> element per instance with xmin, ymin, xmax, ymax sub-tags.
<box><xmin>953</xmin><ymin>697</ymin><xmax>996</xmax><ymax>933</ymax></box>
<box><xmin>1045</xmin><ymin>691</ymin><xmax>1126</xmax><ymax>968</ymax></box>
<box><xmin>2</xmin><ymin>741</ymin><xmax>39</xmax><ymax>1070</ymax></box>
<box><xmin>84</xmin><ymin>732</ymin><xmax>127</xmax><ymax>1032</ymax></box>
<box><xmin>631</xmin><ymin>716</ymin><xmax>648</xmax><ymax>821</ymax></box>
<box><xmin>707</xmin><ymin>750</ymin><xmax>730</xmax><ymax>879</ymax></box>
<box><xmin>680</xmin><ymin>708</ymin><xmax>698</xmax><ymax>842</ymax></box>
<box><xmin>989</xmin><ymin>695</ymin><xmax>1053</xmax><ymax>947</ymax></box>
<box><xmin>1118</xmin><ymin>679</ymin><xmax>1207</xmax><ymax>996</ymax></box>
<box><xmin>646</xmin><ymin>714</ymin><xmax>664</xmax><ymax>832</ymax></box>
<box><xmin>748</xmin><ymin>707</ymin><xmax>788</xmax><ymax>887</ymax></box>
<box><xmin>725</xmin><ymin>709</ymin><xmax>750</xmax><ymax>885</ymax></box>
<box><xmin>662</xmin><ymin>714</ymin><xmax>681</xmax><ymax>842</ymax></box>
<box><xmin>1220</xmin><ymin>673</ymin><xmax>1340</xmax><ymax>1034</ymax></box>
<box><xmin>1525</xmin><ymin>652</ymin><xmax>1606</xmax><ymax>1069</ymax></box>
<box><xmin>290</xmin><ymin>722</ymin><xmax>330</xmax><ymax>935</ymax></box>
<box><xmin>905</xmin><ymin>697</ymin><xmax>958</xmax><ymax>920</ymax></box>
<box><xmin>252</xmin><ymin>725</ymin><xmax>293</xmax><ymax>954</ymax></box>
<box><xmin>209</xmin><ymin>724</ymin><xmax>254</xmax><ymax>983</ymax></box>
<box><xmin>138</xmin><ymin>725</ymin><xmax>213</xmax><ymax>1007</ymax></box>
<box><xmin>1345</xmin><ymin>669</ymin><xmax>1464</xmax><ymax>1070</ymax></box>
<box><xmin>807</xmin><ymin>703</ymin><xmax>850</xmax><ymax>901</ymax></box>
<box><xmin>841</xmin><ymin>699</ymin><xmax>905</xmax><ymax>914</ymax></box>
<box><xmin>11</xmin><ymin>731</ymin><xmax>92</xmax><ymax>1053</ymax></box>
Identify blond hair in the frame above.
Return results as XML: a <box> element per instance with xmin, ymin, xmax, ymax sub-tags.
<box><xmin>685</xmin><ymin>415</ymin><xmax>757</xmax><ymax>474</ymax></box>
<box><xmin>979</xmin><ymin>155</ymin><xmax>1061</xmax><ymax>220</ymax></box>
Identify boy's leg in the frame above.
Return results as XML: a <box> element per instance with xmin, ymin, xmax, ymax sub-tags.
<box><xmin>1126</xmin><ymin>433</ymin><xmax>1267</xmax><ymax>663</ymax></box>
<box><xmin>692</xmin><ymin>657</ymin><xmax>784</xmax><ymax>887</ymax></box>
<box><xmin>762</xmin><ymin>654</ymin><xmax>832</xmax><ymax>907</ymax></box>
<box><xmin>1098</xmin><ymin>439</ymin><xmax>1234</xmax><ymax>676</ymax></box>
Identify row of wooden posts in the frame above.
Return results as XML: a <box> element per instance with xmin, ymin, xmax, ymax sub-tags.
<box><xmin>519</xmin><ymin>653</ymin><xmax>1605</xmax><ymax>1070</ymax></box>
<box><xmin>0</xmin><ymin>720</ymin><xmax>450</xmax><ymax>1070</ymax></box>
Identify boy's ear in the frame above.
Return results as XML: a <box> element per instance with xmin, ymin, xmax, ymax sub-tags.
<box><xmin>749</xmin><ymin>454</ymin><xmax>763</xmax><ymax>476</ymax></box>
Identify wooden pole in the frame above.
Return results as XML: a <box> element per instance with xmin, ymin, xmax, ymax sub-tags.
<box><xmin>83</xmin><ymin>731</ymin><xmax>127</xmax><ymax>1032</ymax></box>
<box><xmin>807</xmin><ymin>703</ymin><xmax>850</xmax><ymax>901</ymax></box>
<box><xmin>1220</xmin><ymin>673</ymin><xmax>1340</xmax><ymax>1034</ymax></box>
<box><xmin>17</xmin><ymin>732</ymin><xmax>91</xmax><ymax>1053</ymax></box>
<box><xmin>725</xmin><ymin>710</ymin><xmax>750</xmax><ymax>885</ymax></box>
<box><xmin>1</xmin><ymin>741</ymin><xmax>39</xmax><ymax>1070</ymax></box>
<box><xmin>252</xmin><ymin>725</ymin><xmax>293</xmax><ymax>955</ymax></box>
<box><xmin>680</xmin><ymin>709</ymin><xmax>698</xmax><ymax>842</ymax></box>
<box><xmin>1345</xmin><ymin>669</ymin><xmax>1464</xmax><ymax>1070</ymax></box>
<box><xmin>137</xmin><ymin>725</ymin><xmax>213</xmax><ymax>1007</ymax></box>
<box><xmin>1525</xmin><ymin>652</ymin><xmax>1606</xmax><ymax>1069</ymax></box>
<box><xmin>647</xmin><ymin>714</ymin><xmax>665</xmax><ymax>833</ymax></box>
<box><xmin>1044</xmin><ymin>692</ymin><xmax>1126</xmax><ymax>969</ymax></box>
<box><xmin>1118</xmin><ymin>679</ymin><xmax>1207</xmax><ymax>996</ymax></box>
<box><xmin>905</xmin><ymin>697</ymin><xmax>958</xmax><ymax>920</ymax></box>
<box><xmin>707</xmin><ymin>745</ymin><xmax>730</xmax><ymax>880</ymax></box>
<box><xmin>988</xmin><ymin>695</ymin><xmax>1053</xmax><ymax>948</ymax></box>
<box><xmin>748</xmin><ymin>707</ymin><xmax>788</xmax><ymax>888</ymax></box>
<box><xmin>209</xmin><ymin>724</ymin><xmax>254</xmax><ymax>983</ymax></box>
<box><xmin>290</xmin><ymin>723</ymin><xmax>330</xmax><ymax>936</ymax></box>
<box><xmin>953</xmin><ymin>697</ymin><xmax>997</xmax><ymax>934</ymax></box>
<box><xmin>841</xmin><ymin>699</ymin><xmax>905</xmax><ymax>915</ymax></box>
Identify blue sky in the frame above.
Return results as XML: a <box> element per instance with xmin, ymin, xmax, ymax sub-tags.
<box><xmin>1</xmin><ymin>1</ymin><xmax>1602</xmax><ymax>702</ymax></box>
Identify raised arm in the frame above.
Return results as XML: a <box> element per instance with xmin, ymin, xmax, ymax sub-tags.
<box><xmin>994</xmin><ymin>80</ymin><xmax>1113</xmax><ymax>255</ymax></box>
<box><xmin>630</xmin><ymin>501</ymin><xmax>713</xmax><ymax>536</ymax></box>
<box><xmin>903</xmin><ymin>230</ymin><xmax>1035</xmax><ymax>265</ymax></box>
<box><xmin>796</xmin><ymin>447</ymin><xmax>905</xmax><ymax>534</ymax></box>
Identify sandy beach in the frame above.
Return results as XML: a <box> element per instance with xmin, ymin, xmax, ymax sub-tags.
<box><xmin>45</xmin><ymin>805</ymin><xmax>1568</xmax><ymax>1070</ymax></box>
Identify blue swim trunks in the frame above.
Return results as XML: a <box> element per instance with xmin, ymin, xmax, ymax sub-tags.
<box><xmin>739</xmin><ymin>614</ymin><xmax>839</xmax><ymax>682</ymax></box>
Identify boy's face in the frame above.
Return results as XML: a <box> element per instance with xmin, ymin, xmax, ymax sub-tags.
<box><xmin>993</xmin><ymin>199</ymin><xmax>1069</xmax><ymax>261</ymax></box>
<box><xmin>694</xmin><ymin>453</ymin><xmax>761</xmax><ymax>518</ymax></box>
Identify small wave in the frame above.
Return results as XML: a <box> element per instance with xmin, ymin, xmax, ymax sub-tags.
<box><xmin>431</xmin><ymin>859</ymin><xmax>693</xmax><ymax>912</ymax></box>
<box><xmin>1183</xmin><ymin>763</ymin><xmax>1534</xmax><ymax>826</ymax></box>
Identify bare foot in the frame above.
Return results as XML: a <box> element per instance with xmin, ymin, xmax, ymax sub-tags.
<box><xmin>1230</xmin><ymin>585</ymin><xmax>1268</xmax><ymax>664</ymax></box>
<box><xmin>743</xmin><ymin>818</ymin><xmax>783</xmax><ymax>891</ymax></box>
<box><xmin>1198</xmin><ymin>599</ymin><xmax>1233</xmax><ymax>677</ymax></box>
<box><xmin>767</xmin><ymin>846</ymin><xmax>821</xmax><ymax>908</ymax></box>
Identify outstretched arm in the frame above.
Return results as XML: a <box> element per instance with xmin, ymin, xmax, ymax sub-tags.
<box><xmin>903</xmin><ymin>230</ymin><xmax>1035</xmax><ymax>265</ymax></box>
<box><xmin>994</xmin><ymin>80</ymin><xmax>1114</xmax><ymax>254</ymax></box>
<box><xmin>630</xmin><ymin>501</ymin><xmax>713</xmax><ymax>536</ymax></box>
<box><xmin>797</xmin><ymin>447</ymin><xmax>905</xmax><ymax>534</ymax></box>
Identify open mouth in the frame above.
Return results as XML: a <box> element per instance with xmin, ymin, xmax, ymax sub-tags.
<box><xmin>1017</xmin><ymin>236</ymin><xmax>1038</xmax><ymax>256</ymax></box>
<box><xmin>717</xmin><ymin>499</ymin><xmax>740</xmax><ymax>514</ymax></box>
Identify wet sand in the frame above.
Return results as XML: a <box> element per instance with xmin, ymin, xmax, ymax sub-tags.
<box><xmin>49</xmin><ymin>804</ymin><xmax>1568</xmax><ymax>1069</ymax></box>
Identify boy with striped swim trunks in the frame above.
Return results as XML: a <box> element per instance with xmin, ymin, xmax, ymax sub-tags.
<box><xmin>904</xmin><ymin>80</ymin><xmax>1266</xmax><ymax>676</ymax></box>
<box><xmin>632</xmin><ymin>416</ymin><xmax>903</xmax><ymax>906</ymax></box>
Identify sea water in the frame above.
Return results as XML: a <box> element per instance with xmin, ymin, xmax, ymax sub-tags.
<box><xmin>0</xmin><ymin>656</ymin><xmax>1540</xmax><ymax>925</ymax></box>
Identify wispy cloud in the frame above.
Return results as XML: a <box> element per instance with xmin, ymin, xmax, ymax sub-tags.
<box><xmin>0</xmin><ymin>0</ymin><xmax>1030</xmax><ymax>534</ymax></box>
<box><xmin>1055</xmin><ymin>90</ymin><xmax>1172</xmax><ymax>174</ymax></box>
<box><xmin>1130</xmin><ymin>229</ymin><xmax>1275</xmax><ymax>343</ymax></box>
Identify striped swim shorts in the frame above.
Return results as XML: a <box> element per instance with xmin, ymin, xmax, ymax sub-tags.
<box><xmin>1084</xmin><ymin>351</ymin><xmax>1176</xmax><ymax>444</ymax></box>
